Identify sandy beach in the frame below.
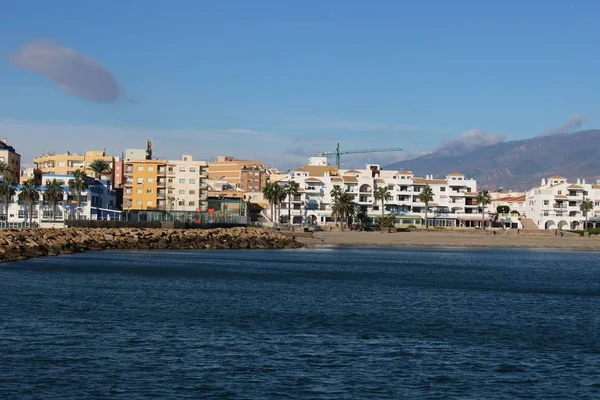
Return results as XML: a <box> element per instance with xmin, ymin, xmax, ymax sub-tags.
<box><xmin>298</xmin><ymin>230</ymin><xmax>600</xmax><ymax>251</ymax></box>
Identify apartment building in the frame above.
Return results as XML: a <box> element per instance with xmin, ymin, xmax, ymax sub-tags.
<box><xmin>166</xmin><ymin>155</ymin><xmax>208</xmax><ymax>212</ymax></box>
<box><xmin>113</xmin><ymin>156</ymin><xmax>124</xmax><ymax>188</ymax></box>
<box><xmin>33</xmin><ymin>150</ymin><xmax>115</xmax><ymax>180</ymax></box>
<box><xmin>208</xmin><ymin>155</ymin><xmax>267</xmax><ymax>192</ymax></box>
<box><xmin>277</xmin><ymin>157</ymin><xmax>481</xmax><ymax>227</ymax></box>
<box><xmin>525</xmin><ymin>175</ymin><xmax>600</xmax><ymax>229</ymax></box>
<box><xmin>123</xmin><ymin>159</ymin><xmax>167</xmax><ymax>211</ymax></box>
<box><xmin>123</xmin><ymin>155</ymin><xmax>208</xmax><ymax>212</ymax></box>
<box><xmin>0</xmin><ymin>138</ymin><xmax>21</xmax><ymax>183</ymax></box>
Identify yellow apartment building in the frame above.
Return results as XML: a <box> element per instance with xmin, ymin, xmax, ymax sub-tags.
<box><xmin>0</xmin><ymin>138</ymin><xmax>21</xmax><ymax>183</ymax></box>
<box><xmin>123</xmin><ymin>160</ymin><xmax>167</xmax><ymax>210</ymax></box>
<box><xmin>34</xmin><ymin>150</ymin><xmax>115</xmax><ymax>178</ymax></box>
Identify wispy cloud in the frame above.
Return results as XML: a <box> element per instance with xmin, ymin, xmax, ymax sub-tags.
<box><xmin>0</xmin><ymin>119</ymin><xmax>281</xmax><ymax>164</ymax></box>
<box><xmin>540</xmin><ymin>112</ymin><xmax>588</xmax><ymax>136</ymax></box>
<box><xmin>10</xmin><ymin>37</ymin><xmax>121</xmax><ymax>103</ymax></box>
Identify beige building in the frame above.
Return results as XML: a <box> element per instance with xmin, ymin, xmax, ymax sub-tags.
<box><xmin>34</xmin><ymin>150</ymin><xmax>115</xmax><ymax>180</ymax></box>
<box><xmin>208</xmin><ymin>155</ymin><xmax>267</xmax><ymax>192</ymax></box>
<box><xmin>0</xmin><ymin>138</ymin><xmax>21</xmax><ymax>183</ymax></box>
<box><xmin>166</xmin><ymin>155</ymin><xmax>209</xmax><ymax>212</ymax></box>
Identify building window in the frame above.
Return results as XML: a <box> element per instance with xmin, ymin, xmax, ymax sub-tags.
<box><xmin>168</xmin><ymin>178</ymin><xmax>173</xmax><ymax>183</ymax></box>
<box><xmin>137</xmin><ymin>166</ymin><xmax>144</xmax><ymax>171</ymax></box>
<box><xmin>178</xmin><ymin>200</ymin><xmax>184</xmax><ymax>206</ymax></box>
<box><xmin>147</xmin><ymin>177</ymin><xmax>154</xmax><ymax>183</ymax></box>
<box><xmin>189</xmin><ymin>190</ymin><xmax>195</xmax><ymax>195</ymax></box>
<box><xmin>441</xmin><ymin>187</ymin><xmax>446</xmax><ymax>192</ymax></box>
<box><xmin>148</xmin><ymin>166</ymin><xmax>154</xmax><ymax>171</ymax></box>
<box><xmin>146</xmin><ymin>189</ymin><xmax>153</xmax><ymax>194</ymax></box>
<box><xmin>189</xmin><ymin>179</ymin><xmax>196</xmax><ymax>184</ymax></box>
<box><xmin>190</xmin><ymin>167</ymin><xmax>197</xmax><ymax>172</ymax></box>
<box><xmin>136</xmin><ymin>189</ymin><xmax>142</xmax><ymax>194</ymax></box>
<box><xmin>137</xmin><ymin>178</ymin><xmax>143</xmax><ymax>184</ymax></box>
<box><xmin>168</xmin><ymin>189</ymin><xmax>174</xmax><ymax>194</ymax></box>
<box><xmin>543</xmin><ymin>211</ymin><xmax>549</xmax><ymax>216</ymax></box>
<box><xmin>58</xmin><ymin>161</ymin><xmax>65</xmax><ymax>167</ymax></box>
<box><xmin>168</xmin><ymin>167</ymin><xmax>174</xmax><ymax>172</ymax></box>
<box><xmin>137</xmin><ymin>200</ymin><xmax>143</xmax><ymax>205</ymax></box>
<box><xmin>558</xmin><ymin>190</ymin><xmax>562</xmax><ymax>195</ymax></box>
<box><xmin>146</xmin><ymin>200</ymin><xmax>153</xmax><ymax>206</ymax></box>
<box><xmin>179</xmin><ymin>167</ymin><xmax>186</xmax><ymax>172</ymax></box>
<box><xmin>188</xmin><ymin>201</ymin><xmax>195</xmax><ymax>206</ymax></box>
<box><xmin>178</xmin><ymin>190</ymin><xmax>185</xmax><ymax>195</ymax></box>
<box><xmin>179</xmin><ymin>178</ymin><xmax>185</xmax><ymax>184</ymax></box>
<box><xmin>543</xmin><ymin>200</ymin><xmax>549</xmax><ymax>205</ymax></box>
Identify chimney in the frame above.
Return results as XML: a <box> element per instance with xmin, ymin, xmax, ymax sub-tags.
<box><xmin>577</xmin><ymin>178</ymin><xmax>581</xmax><ymax>184</ymax></box>
<box><xmin>541</xmin><ymin>178</ymin><xmax>546</xmax><ymax>186</ymax></box>
<box><xmin>582</xmin><ymin>179</ymin><xmax>586</xmax><ymax>184</ymax></box>
<box><xmin>1</xmin><ymin>138</ymin><xmax>6</xmax><ymax>144</ymax></box>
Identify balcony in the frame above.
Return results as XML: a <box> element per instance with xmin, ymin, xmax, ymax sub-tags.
<box><xmin>553</xmin><ymin>203</ymin><xmax>567</xmax><ymax>209</ymax></box>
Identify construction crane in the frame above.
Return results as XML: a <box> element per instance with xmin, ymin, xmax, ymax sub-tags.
<box><xmin>318</xmin><ymin>143</ymin><xmax>404</xmax><ymax>168</ymax></box>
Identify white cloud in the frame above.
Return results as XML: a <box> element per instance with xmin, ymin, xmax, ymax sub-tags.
<box><xmin>437</xmin><ymin>129</ymin><xmax>504</xmax><ymax>155</ymax></box>
<box><xmin>10</xmin><ymin>37</ymin><xmax>121</xmax><ymax>103</ymax></box>
<box><xmin>540</xmin><ymin>113</ymin><xmax>586</xmax><ymax>136</ymax></box>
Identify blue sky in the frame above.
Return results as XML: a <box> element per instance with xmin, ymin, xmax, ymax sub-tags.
<box><xmin>1</xmin><ymin>0</ymin><xmax>599</xmax><ymax>169</ymax></box>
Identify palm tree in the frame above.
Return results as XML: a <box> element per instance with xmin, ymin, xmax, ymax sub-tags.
<box><xmin>476</xmin><ymin>189</ymin><xmax>492</xmax><ymax>230</ymax></box>
<box><xmin>0</xmin><ymin>180</ymin><xmax>17</xmax><ymax>224</ymax></box>
<box><xmin>68</xmin><ymin>170</ymin><xmax>89</xmax><ymax>219</ymax></box>
<box><xmin>0</xmin><ymin>160</ymin><xmax>9</xmax><ymax>178</ymax></box>
<box><xmin>262</xmin><ymin>182</ymin><xmax>276</xmax><ymax>224</ymax></box>
<box><xmin>284</xmin><ymin>180</ymin><xmax>300</xmax><ymax>225</ymax></box>
<box><xmin>418</xmin><ymin>185</ymin><xmax>434</xmax><ymax>229</ymax></box>
<box><xmin>18</xmin><ymin>179</ymin><xmax>40</xmax><ymax>225</ymax></box>
<box><xmin>44</xmin><ymin>179</ymin><xmax>65</xmax><ymax>221</ymax></box>
<box><xmin>580</xmin><ymin>198</ymin><xmax>594</xmax><ymax>230</ymax></box>
<box><xmin>87</xmin><ymin>159</ymin><xmax>112</xmax><ymax>179</ymax></box>
<box><xmin>332</xmin><ymin>191</ymin><xmax>356</xmax><ymax>229</ymax></box>
<box><xmin>330</xmin><ymin>185</ymin><xmax>344</xmax><ymax>226</ymax></box>
<box><xmin>374</xmin><ymin>186</ymin><xmax>392</xmax><ymax>217</ymax></box>
<box><xmin>273</xmin><ymin>183</ymin><xmax>287</xmax><ymax>224</ymax></box>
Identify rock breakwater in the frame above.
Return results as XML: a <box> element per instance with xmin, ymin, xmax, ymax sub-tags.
<box><xmin>0</xmin><ymin>227</ymin><xmax>304</xmax><ymax>264</ymax></box>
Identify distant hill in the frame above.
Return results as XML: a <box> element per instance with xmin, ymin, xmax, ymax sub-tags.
<box><xmin>385</xmin><ymin>130</ymin><xmax>600</xmax><ymax>190</ymax></box>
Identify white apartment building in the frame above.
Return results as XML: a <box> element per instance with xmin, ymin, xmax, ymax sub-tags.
<box><xmin>490</xmin><ymin>192</ymin><xmax>525</xmax><ymax>229</ymax></box>
<box><xmin>166</xmin><ymin>155</ymin><xmax>208</xmax><ymax>212</ymax></box>
<box><xmin>525</xmin><ymin>175</ymin><xmax>600</xmax><ymax>229</ymax></box>
<box><xmin>278</xmin><ymin>157</ymin><xmax>485</xmax><ymax>228</ymax></box>
<box><xmin>0</xmin><ymin>174</ymin><xmax>119</xmax><ymax>227</ymax></box>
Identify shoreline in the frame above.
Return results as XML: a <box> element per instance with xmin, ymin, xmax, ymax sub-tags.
<box><xmin>297</xmin><ymin>231</ymin><xmax>600</xmax><ymax>251</ymax></box>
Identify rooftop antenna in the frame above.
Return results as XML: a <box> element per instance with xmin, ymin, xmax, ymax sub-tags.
<box><xmin>146</xmin><ymin>139</ymin><xmax>153</xmax><ymax>160</ymax></box>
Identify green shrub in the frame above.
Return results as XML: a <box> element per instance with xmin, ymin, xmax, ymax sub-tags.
<box><xmin>407</xmin><ymin>224</ymin><xmax>417</xmax><ymax>229</ymax></box>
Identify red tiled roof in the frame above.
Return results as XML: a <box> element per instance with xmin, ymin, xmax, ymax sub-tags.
<box><xmin>304</xmin><ymin>178</ymin><xmax>322</xmax><ymax>183</ymax></box>
<box><xmin>343</xmin><ymin>176</ymin><xmax>358</xmax><ymax>183</ymax></box>
<box><xmin>567</xmin><ymin>184</ymin><xmax>583</xmax><ymax>189</ymax></box>
<box><xmin>447</xmin><ymin>172</ymin><xmax>464</xmax><ymax>176</ymax></box>
<box><xmin>413</xmin><ymin>178</ymin><xmax>447</xmax><ymax>185</ymax></box>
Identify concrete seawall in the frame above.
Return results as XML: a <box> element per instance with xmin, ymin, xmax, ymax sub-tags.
<box><xmin>0</xmin><ymin>227</ymin><xmax>304</xmax><ymax>264</ymax></box>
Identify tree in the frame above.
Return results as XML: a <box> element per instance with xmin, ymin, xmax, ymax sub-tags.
<box><xmin>379</xmin><ymin>215</ymin><xmax>396</xmax><ymax>233</ymax></box>
<box><xmin>476</xmin><ymin>189</ymin><xmax>492</xmax><ymax>230</ymax></box>
<box><xmin>580</xmin><ymin>198</ymin><xmax>594</xmax><ymax>230</ymax></box>
<box><xmin>0</xmin><ymin>180</ymin><xmax>17</xmax><ymax>224</ymax></box>
<box><xmin>68</xmin><ymin>170</ymin><xmax>89</xmax><ymax>219</ymax></box>
<box><xmin>418</xmin><ymin>185</ymin><xmax>434</xmax><ymax>229</ymax></box>
<box><xmin>330</xmin><ymin>185</ymin><xmax>344</xmax><ymax>226</ymax></box>
<box><xmin>0</xmin><ymin>160</ymin><xmax>8</xmax><ymax>178</ymax></box>
<box><xmin>262</xmin><ymin>182</ymin><xmax>277</xmax><ymax>225</ymax></box>
<box><xmin>271</xmin><ymin>183</ymin><xmax>287</xmax><ymax>225</ymax></box>
<box><xmin>87</xmin><ymin>159</ymin><xmax>112</xmax><ymax>179</ymax></box>
<box><xmin>44</xmin><ymin>179</ymin><xmax>65</xmax><ymax>221</ymax></box>
<box><xmin>497</xmin><ymin>205</ymin><xmax>510</xmax><ymax>215</ymax></box>
<box><xmin>374</xmin><ymin>186</ymin><xmax>392</xmax><ymax>217</ymax></box>
<box><xmin>284</xmin><ymin>180</ymin><xmax>300</xmax><ymax>225</ymax></box>
<box><xmin>18</xmin><ymin>179</ymin><xmax>40</xmax><ymax>225</ymax></box>
<box><xmin>332</xmin><ymin>191</ymin><xmax>356</xmax><ymax>229</ymax></box>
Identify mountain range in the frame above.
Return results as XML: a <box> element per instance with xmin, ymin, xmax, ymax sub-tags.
<box><xmin>385</xmin><ymin>130</ymin><xmax>600</xmax><ymax>190</ymax></box>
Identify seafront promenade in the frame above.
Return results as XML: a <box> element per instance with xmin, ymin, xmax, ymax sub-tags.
<box><xmin>299</xmin><ymin>230</ymin><xmax>600</xmax><ymax>250</ymax></box>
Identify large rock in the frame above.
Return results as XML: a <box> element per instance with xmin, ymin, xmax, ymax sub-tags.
<box><xmin>0</xmin><ymin>227</ymin><xmax>304</xmax><ymax>264</ymax></box>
